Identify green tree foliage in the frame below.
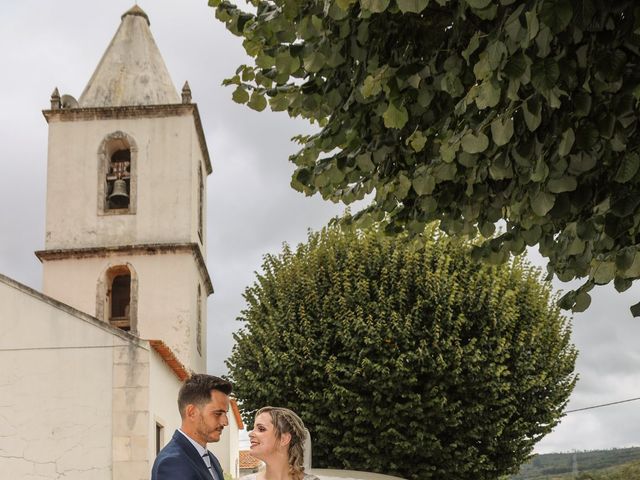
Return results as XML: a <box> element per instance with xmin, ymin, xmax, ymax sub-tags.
<box><xmin>226</xmin><ymin>224</ymin><xmax>577</xmax><ymax>479</ymax></box>
<box><xmin>209</xmin><ymin>0</ymin><xmax>640</xmax><ymax>314</ymax></box>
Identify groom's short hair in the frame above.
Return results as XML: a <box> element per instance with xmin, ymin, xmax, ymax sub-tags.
<box><xmin>178</xmin><ymin>374</ymin><xmax>232</xmax><ymax>417</ymax></box>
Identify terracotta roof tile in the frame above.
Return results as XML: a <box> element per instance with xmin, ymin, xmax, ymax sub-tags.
<box><xmin>149</xmin><ymin>340</ymin><xmax>190</xmax><ymax>381</ymax></box>
<box><xmin>239</xmin><ymin>450</ymin><xmax>262</xmax><ymax>469</ymax></box>
<box><xmin>230</xmin><ymin>398</ymin><xmax>244</xmax><ymax>429</ymax></box>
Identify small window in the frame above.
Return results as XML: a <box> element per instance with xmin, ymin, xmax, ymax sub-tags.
<box><xmin>196</xmin><ymin>285</ymin><xmax>202</xmax><ymax>356</ymax></box>
<box><xmin>198</xmin><ymin>166</ymin><xmax>204</xmax><ymax>243</ymax></box>
<box><xmin>156</xmin><ymin>423</ymin><xmax>165</xmax><ymax>455</ymax></box>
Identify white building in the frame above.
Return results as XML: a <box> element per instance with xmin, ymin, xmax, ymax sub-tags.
<box><xmin>0</xmin><ymin>6</ymin><xmax>242</xmax><ymax>479</ymax></box>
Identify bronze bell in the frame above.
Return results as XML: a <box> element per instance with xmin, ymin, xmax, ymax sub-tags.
<box><xmin>109</xmin><ymin>179</ymin><xmax>129</xmax><ymax>207</ymax></box>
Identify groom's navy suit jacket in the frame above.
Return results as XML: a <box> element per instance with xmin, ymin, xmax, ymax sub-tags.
<box><xmin>151</xmin><ymin>430</ymin><xmax>223</xmax><ymax>480</ymax></box>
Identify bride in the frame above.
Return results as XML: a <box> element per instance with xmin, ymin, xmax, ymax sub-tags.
<box><xmin>243</xmin><ymin>406</ymin><xmax>319</xmax><ymax>480</ymax></box>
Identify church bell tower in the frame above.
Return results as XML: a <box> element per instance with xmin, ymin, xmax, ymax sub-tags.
<box><xmin>37</xmin><ymin>6</ymin><xmax>212</xmax><ymax>373</ymax></box>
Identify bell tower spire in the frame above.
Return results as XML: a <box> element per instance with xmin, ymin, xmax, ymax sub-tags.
<box><xmin>37</xmin><ymin>6</ymin><xmax>212</xmax><ymax>373</ymax></box>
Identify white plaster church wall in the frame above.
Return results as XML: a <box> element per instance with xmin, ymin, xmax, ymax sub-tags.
<box><xmin>148</xmin><ymin>349</ymin><xmax>182</xmax><ymax>459</ymax></box>
<box><xmin>0</xmin><ymin>276</ymin><xmax>115</xmax><ymax>479</ymax></box>
<box><xmin>0</xmin><ymin>274</ymin><xmax>193</xmax><ymax>480</ymax></box>
<box><xmin>44</xmin><ymin>114</ymin><xmax>199</xmax><ymax>250</ymax></box>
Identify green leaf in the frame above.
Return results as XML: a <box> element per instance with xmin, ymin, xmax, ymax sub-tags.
<box><xmin>383</xmin><ymin>102</ymin><xmax>409</xmax><ymax>129</ymax></box>
<box><xmin>406</xmin><ymin>130</ymin><xmax>427</xmax><ymax>152</ymax></box>
<box><xmin>535</xmin><ymin>25</ymin><xmax>553</xmax><ymax>57</ymax></box>
<box><xmin>407</xmin><ymin>74</ymin><xmax>421</xmax><ymax>89</ymax></box>
<box><xmin>412</xmin><ymin>173</ymin><xmax>435</xmax><ymax>195</ymax></box>
<box><xmin>475</xmin><ymin>80</ymin><xmax>501</xmax><ymax>109</ymax></box>
<box><xmin>462</xmin><ymin>33</ymin><xmax>481</xmax><ymax>63</ymax></box>
<box><xmin>592</xmin><ymin>261</ymin><xmax>615</xmax><ymax>285</ymax></box>
<box><xmin>486</xmin><ymin>41</ymin><xmax>507</xmax><ymax>69</ymax></box>
<box><xmin>523</xmin><ymin>97</ymin><xmax>542</xmax><ymax>131</ymax></box>
<box><xmin>433</xmin><ymin>162</ymin><xmax>457</xmax><ymax>180</ymax></box>
<box><xmin>475</xmin><ymin>4</ymin><xmax>498</xmax><ymax>19</ymax></box>
<box><xmin>525</xmin><ymin>10</ymin><xmax>539</xmax><ymax>42</ymax></box>
<box><xmin>440</xmin><ymin>140</ymin><xmax>459</xmax><ymax>163</ymax></box>
<box><xmin>572</xmin><ymin>291</ymin><xmax>591</xmax><ymax>312</ymax></box>
<box><xmin>490</xmin><ymin>116</ymin><xmax>514</xmax><ymax>146</ymax></box>
<box><xmin>615</xmin><ymin>277</ymin><xmax>633</xmax><ymax>293</ymax></box>
<box><xmin>547</xmin><ymin>176</ymin><xmax>577</xmax><ymax>193</ymax></box>
<box><xmin>530</xmin><ymin>158</ymin><xmax>549</xmax><ymax>182</ymax></box>
<box><xmin>361</xmin><ymin>75</ymin><xmax>382</xmax><ymax>98</ymax></box>
<box><xmin>461</xmin><ymin>132</ymin><xmax>489</xmax><ymax>153</ymax></box>
<box><xmin>247</xmin><ymin>91</ymin><xmax>268</xmax><ymax>111</ymax></box>
<box><xmin>522</xmin><ymin>225</ymin><xmax>542</xmax><ymax>245</ymax></box>
<box><xmin>467</xmin><ymin>0</ymin><xmax>491</xmax><ymax>8</ymax></box>
<box><xmin>473</xmin><ymin>54</ymin><xmax>492</xmax><ymax>81</ymax></box>
<box><xmin>614</xmin><ymin>153</ymin><xmax>640</xmax><ymax>183</ymax></box>
<box><xmin>630</xmin><ymin>301</ymin><xmax>640</xmax><ymax>317</ymax></box>
<box><xmin>531</xmin><ymin>58</ymin><xmax>560</xmax><ymax>91</ymax></box>
<box><xmin>616</xmin><ymin>249</ymin><xmax>636</xmax><ymax>271</ymax></box>
<box><xmin>232</xmin><ymin>86</ymin><xmax>250</xmax><ymax>104</ymax></box>
<box><xmin>303</xmin><ymin>52</ymin><xmax>326</xmax><ymax>73</ymax></box>
<box><xmin>275</xmin><ymin>51</ymin><xmax>301</xmax><ymax>76</ymax></box>
<box><xmin>336</xmin><ymin>0</ymin><xmax>357</xmax><ymax>9</ymax></box>
<box><xmin>558</xmin><ymin>128</ymin><xmax>575</xmax><ymax>157</ymax></box>
<box><xmin>396</xmin><ymin>0</ymin><xmax>429</xmax><ymax>14</ymax></box>
<box><xmin>539</xmin><ymin>0</ymin><xmax>573</xmax><ymax>33</ymax></box>
<box><xmin>255</xmin><ymin>53</ymin><xmax>275</xmax><ymax>69</ymax></box>
<box><xmin>568</xmin><ymin>152</ymin><xmax>596</xmax><ymax>174</ymax></box>
<box><xmin>269</xmin><ymin>94</ymin><xmax>291</xmax><ymax>111</ymax></box>
<box><xmin>531</xmin><ymin>191</ymin><xmax>555</xmax><ymax>216</ymax></box>
<box><xmin>328</xmin><ymin>2</ymin><xmax>350</xmax><ymax>19</ymax></box>
<box><xmin>356</xmin><ymin>152</ymin><xmax>375</xmax><ymax>172</ymax></box>
<box><xmin>361</xmin><ymin>0</ymin><xmax>391</xmax><ymax>13</ymax></box>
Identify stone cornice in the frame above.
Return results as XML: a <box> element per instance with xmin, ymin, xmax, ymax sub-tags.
<box><xmin>35</xmin><ymin>242</ymin><xmax>214</xmax><ymax>295</ymax></box>
<box><xmin>42</xmin><ymin>103</ymin><xmax>212</xmax><ymax>174</ymax></box>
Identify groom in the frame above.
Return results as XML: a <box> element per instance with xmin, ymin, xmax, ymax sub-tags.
<box><xmin>152</xmin><ymin>374</ymin><xmax>232</xmax><ymax>480</ymax></box>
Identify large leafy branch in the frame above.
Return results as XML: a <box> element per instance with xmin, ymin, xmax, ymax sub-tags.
<box><xmin>210</xmin><ymin>0</ymin><xmax>640</xmax><ymax>314</ymax></box>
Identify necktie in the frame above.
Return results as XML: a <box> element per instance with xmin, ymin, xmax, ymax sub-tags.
<box><xmin>202</xmin><ymin>453</ymin><xmax>216</xmax><ymax>480</ymax></box>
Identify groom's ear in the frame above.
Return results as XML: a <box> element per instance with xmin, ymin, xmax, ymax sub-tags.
<box><xmin>279</xmin><ymin>432</ymin><xmax>291</xmax><ymax>448</ymax></box>
<box><xmin>185</xmin><ymin>403</ymin><xmax>198</xmax><ymax>419</ymax></box>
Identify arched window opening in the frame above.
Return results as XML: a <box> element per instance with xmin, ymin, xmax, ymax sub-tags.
<box><xmin>107</xmin><ymin>149</ymin><xmax>131</xmax><ymax>209</ymax></box>
<box><xmin>97</xmin><ymin>264</ymin><xmax>138</xmax><ymax>334</ymax></box>
<box><xmin>108</xmin><ymin>269</ymin><xmax>131</xmax><ymax>331</ymax></box>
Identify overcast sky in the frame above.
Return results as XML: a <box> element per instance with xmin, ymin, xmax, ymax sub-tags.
<box><xmin>1</xmin><ymin>0</ymin><xmax>639</xmax><ymax>455</ymax></box>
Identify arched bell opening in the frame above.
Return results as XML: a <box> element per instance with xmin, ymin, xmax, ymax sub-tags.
<box><xmin>97</xmin><ymin>131</ymin><xmax>137</xmax><ymax>215</ymax></box>
<box><xmin>107</xmin><ymin>149</ymin><xmax>131</xmax><ymax>209</ymax></box>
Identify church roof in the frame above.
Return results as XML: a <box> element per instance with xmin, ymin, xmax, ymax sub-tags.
<box><xmin>79</xmin><ymin>5</ymin><xmax>180</xmax><ymax>107</ymax></box>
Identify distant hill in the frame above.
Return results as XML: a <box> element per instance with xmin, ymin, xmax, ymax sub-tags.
<box><xmin>510</xmin><ymin>447</ymin><xmax>640</xmax><ymax>479</ymax></box>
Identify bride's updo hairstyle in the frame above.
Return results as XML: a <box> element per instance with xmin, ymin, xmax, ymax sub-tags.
<box><xmin>256</xmin><ymin>406</ymin><xmax>307</xmax><ymax>480</ymax></box>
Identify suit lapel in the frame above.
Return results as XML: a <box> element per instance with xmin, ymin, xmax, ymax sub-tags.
<box><xmin>172</xmin><ymin>431</ymin><xmax>213</xmax><ymax>479</ymax></box>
